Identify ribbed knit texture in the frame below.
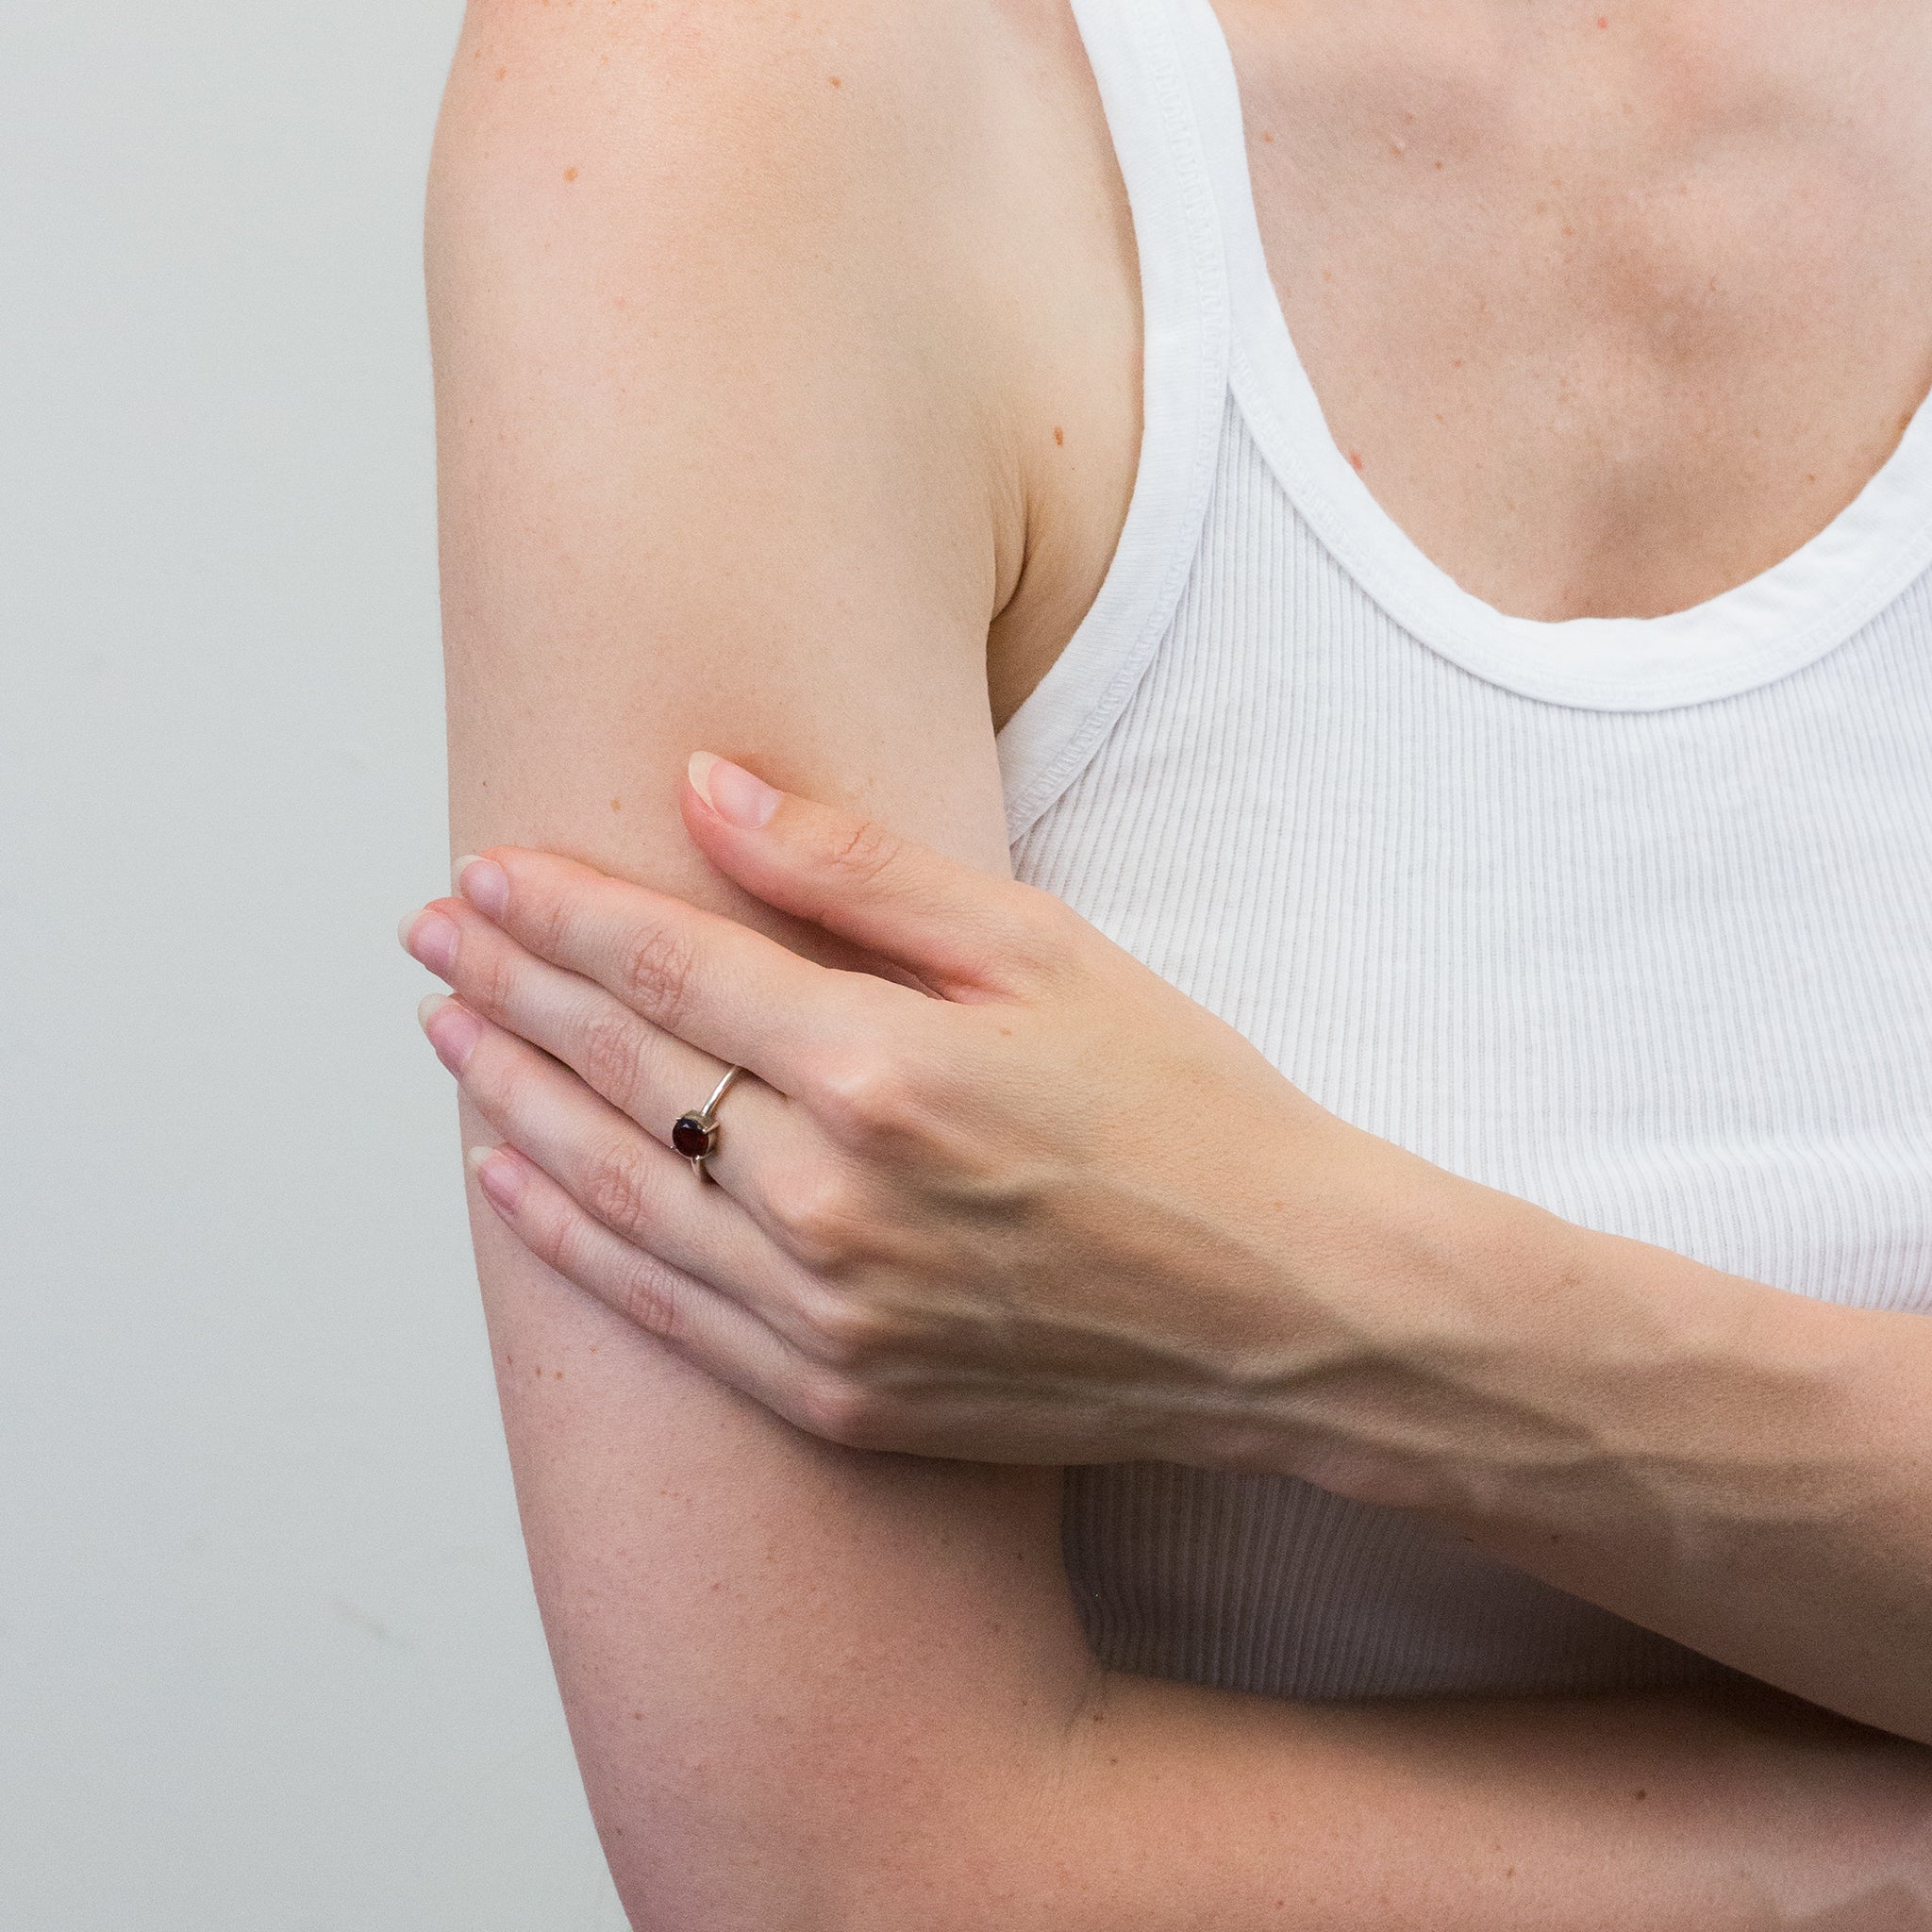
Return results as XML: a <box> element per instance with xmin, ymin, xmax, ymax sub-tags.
<box><xmin>999</xmin><ymin>0</ymin><xmax>1932</xmax><ymax>1702</ymax></box>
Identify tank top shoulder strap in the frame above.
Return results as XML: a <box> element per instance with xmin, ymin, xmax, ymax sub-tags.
<box><xmin>996</xmin><ymin>0</ymin><xmax>1235</xmax><ymax>842</ymax></box>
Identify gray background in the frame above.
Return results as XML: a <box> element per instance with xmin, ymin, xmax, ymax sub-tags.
<box><xmin>3</xmin><ymin>3</ymin><xmax>629</xmax><ymax>1924</ymax></box>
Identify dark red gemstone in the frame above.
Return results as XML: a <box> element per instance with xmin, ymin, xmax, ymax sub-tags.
<box><xmin>672</xmin><ymin>1114</ymin><xmax>714</xmax><ymax>1158</ymax></box>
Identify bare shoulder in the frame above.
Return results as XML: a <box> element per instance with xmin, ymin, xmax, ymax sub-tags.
<box><xmin>435</xmin><ymin>0</ymin><xmax>1017</xmax><ymax>269</ymax></box>
<box><xmin>430</xmin><ymin>0</ymin><xmax>1141</xmax><ymax>740</ymax></box>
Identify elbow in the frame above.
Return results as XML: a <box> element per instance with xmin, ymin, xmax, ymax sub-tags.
<box><xmin>602</xmin><ymin>1780</ymin><xmax>1064</xmax><ymax>1932</ymax></box>
<box><xmin>611</xmin><ymin>1860</ymin><xmax>1004</xmax><ymax>1932</ymax></box>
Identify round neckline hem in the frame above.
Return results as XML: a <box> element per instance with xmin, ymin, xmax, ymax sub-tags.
<box><xmin>1232</xmin><ymin>336</ymin><xmax>1932</xmax><ymax>710</ymax></box>
<box><xmin>1182</xmin><ymin>0</ymin><xmax>1932</xmax><ymax>712</ymax></box>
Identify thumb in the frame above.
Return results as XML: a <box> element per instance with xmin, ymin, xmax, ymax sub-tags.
<box><xmin>681</xmin><ymin>751</ymin><xmax>1049</xmax><ymax>996</ymax></box>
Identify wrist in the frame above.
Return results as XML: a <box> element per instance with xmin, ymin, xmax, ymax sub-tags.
<box><xmin>1251</xmin><ymin>1130</ymin><xmax>1756</xmax><ymax>1517</ymax></box>
<box><xmin>1281</xmin><ymin>1142</ymin><xmax>1839</xmax><ymax>1539</ymax></box>
<box><xmin>1223</xmin><ymin>1118</ymin><xmax>1539</xmax><ymax>1496</ymax></box>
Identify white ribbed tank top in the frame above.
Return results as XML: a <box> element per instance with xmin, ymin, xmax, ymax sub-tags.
<box><xmin>1000</xmin><ymin>0</ymin><xmax>1932</xmax><ymax>1702</ymax></box>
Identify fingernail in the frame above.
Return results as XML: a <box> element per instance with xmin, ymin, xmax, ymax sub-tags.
<box><xmin>419</xmin><ymin>993</ymin><xmax>482</xmax><ymax>1075</ymax></box>
<box><xmin>467</xmin><ymin>1142</ymin><xmax>525</xmax><ymax>1215</ymax></box>
<box><xmin>399</xmin><ymin>908</ymin><xmax>458</xmax><ymax>977</ymax></box>
<box><xmin>454</xmin><ymin>854</ymin><xmax>508</xmax><ymax>920</ymax></box>
<box><xmin>688</xmin><ymin>750</ymin><xmax>781</xmax><ymax>829</ymax></box>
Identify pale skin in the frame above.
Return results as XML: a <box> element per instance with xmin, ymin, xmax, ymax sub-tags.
<box><xmin>421</xmin><ymin>0</ymin><xmax>1932</xmax><ymax>1924</ymax></box>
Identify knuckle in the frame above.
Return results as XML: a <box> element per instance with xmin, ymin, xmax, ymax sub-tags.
<box><xmin>536</xmin><ymin>1185</ymin><xmax>679</xmax><ymax>1341</ymax></box>
<box><xmin>462</xmin><ymin>937</ymin><xmax>521</xmax><ymax>1024</ymax></box>
<box><xmin>541</xmin><ymin>1197</ymin><xmax>607</xmax><ymax>1291</ymax></box>
<box><xmin>455</xmin><ymin>1023</ymin><xmax>510</xmax><ymax>1109</ymax></box>
<box><xmin>806</xmin><ymin>1290</ymin><xmax>894</xmax><ymax>1374</ymax></box>
<box><xmin>1006</xmin><ymin>881</ymin><xmax>1077</xmax><ymax>972</ymax></box>
<box><xmin>522</xmin><ymin>886</ymin><xmax>576</xmax><ymax>970</ymax></box>
<box><xmin>615</xmin><ymin>1252</ymin><xmax>680</xmax><ymax>1342</ymax></box>
<box><xmin>812</xmin><ymin>1039</ymin><xmax>924</xmax><ymax>1150</ymax></box>
<box><xmin>522</xmin><ymin>1191</ymin><xmax>579</xmax><ymax>1280</ymax></box>
<box><xmin>616</xmin><ymin>923</ymin><xmax>695</xmax><ymax>1027</ymax></box>
<box><xmin>765</xmin><ymin>1166</ymin><xmax>866</xmax><ymax>1274</ymax></box>
<box><xmin>574</xmin><ymin>1006</ymin><xmax>654</xmax><ymax>1109</ymax></box>
<box><xmin>824</xmin><ymin>815</ymin><xmax>900</xmax><ymax>892</ymax></box>
<box><xmin>579</xmin><ymin>1138</ymin><xmax>656</xmax><ymax>1237</ymax></box>
<box><xmin>796</xmin><ymin>1371</ymin><xmax>875</xmax><ymax>1450</ymax></box>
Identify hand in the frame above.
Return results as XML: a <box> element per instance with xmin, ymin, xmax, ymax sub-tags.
<box><xmin>400</xmin><ymin>753</ymin><xmax>1447</xmax><ymax>1472</ymax></box>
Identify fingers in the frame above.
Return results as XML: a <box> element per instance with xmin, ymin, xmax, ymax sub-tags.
<box><xmin>467</xmin><ymin>1138</ymin><xmax>847</xmax><ymax>1442</ymax></box>
<box><xmin>448</xmin><ymin>844</ymin><xmax>905</xmax><ymax>1091</ymax></box>
<box><xmin>680</xmin><ymin>752</ymin><xmax>1063</xmax><ymax>998</ymax></box>
<box><xmin>402</xmin><ymin>896</ymin><xmax>791</xmax><ymax>1186</ymax></box>
<box><xmin>421</xmin><ymin>990</ymin><xmax>768</xmax><ymax>1273</ymax></box>
<box><xmin>423</xmin><ymin>990</ymin><xmax>853</xmax><ymax>1350</ymax></box>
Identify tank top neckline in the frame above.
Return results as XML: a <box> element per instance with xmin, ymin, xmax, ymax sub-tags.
<box><xmin>998</xmin><ymin>0</ymin><xmax>1932</xmax><ymax>838</ymax></box>
<box><xmin>1167</xmin><ymin>0</ymin><xmax>1932</xmax><ymax>710</ymax></box>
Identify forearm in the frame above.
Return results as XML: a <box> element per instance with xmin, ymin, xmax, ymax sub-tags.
<box><xmin>461</xmin><ymin>1157</ymin><xmax>1096</xmax><ymax>1929</ymax></box>
<box><xmin>464</xmin><ymin>1096</ymin><xmax>1929</xmax><ymax>1930</ymax></box>
<box><xmin>483</xmin><ymin>1215</ymin><xmax>1932</xmax><ymax>1932</ymax></box>
<box><xmin>1008</xmin><ymin>1668</ymin><xmax>1932</xmax><ymax>1932</ymax></box>
<box><xmin>1272</xmin><ymin>1148</ymin><xmax>1932</xmax><ymax>1741</ymax></box>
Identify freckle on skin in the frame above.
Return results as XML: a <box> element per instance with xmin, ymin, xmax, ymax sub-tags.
<box><xmin>828</xmin><ymin>74</ymin><xmax>841</xmax><ymax>87</ymax></box>
<box><xmin>610</xmin><ymin>795</ymin><xmax>622</xmax><ymax>811</ymax></box>
<box><xmin>564</xmin><ymin>166</ymin><xmax>579</xmax><ymax>183</ymax></box>
<box><xmin>495</xmin><ymin>66</ymin><xmax>508</xmax><ymax>80</ymax></box>
<box><xmin>1634</xmin><ymin>1789</ymin><xmax>1647</xmax><ymax>1800</ymax></box>
<box><xmin>1053</xmin><ymin>425</ymin><xmax>1065</xmax><ymax>446</ymax></box>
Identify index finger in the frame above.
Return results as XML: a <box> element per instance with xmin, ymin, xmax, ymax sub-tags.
<box><xmin>455</xmin><ymin>846</ymin><xmax>889</xmax><ymax>1091</ymax></box>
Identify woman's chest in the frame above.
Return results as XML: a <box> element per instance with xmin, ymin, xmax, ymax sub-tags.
<box><xmin>1209</xmin><ymin>0</ymin><xmax>1932</xmax><ymax>625</ymax></box>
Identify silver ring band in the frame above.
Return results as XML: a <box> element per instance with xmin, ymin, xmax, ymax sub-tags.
<box><xmin>671</xmin><ymin>1064</ymin><xmax>744</xmax><ymax>1181</ymax></box>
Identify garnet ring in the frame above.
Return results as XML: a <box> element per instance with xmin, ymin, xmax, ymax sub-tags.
<box><xmin>671</xmin><ymin>1065</ymin><xmax>745</xmax><ymax>1182</ymax></box>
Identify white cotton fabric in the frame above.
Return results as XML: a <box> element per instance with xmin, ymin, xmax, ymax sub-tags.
<box><xmin>998</xmin><ymin>0</ymin><xmax>1932</xmax><ymax>1700</ymax></box>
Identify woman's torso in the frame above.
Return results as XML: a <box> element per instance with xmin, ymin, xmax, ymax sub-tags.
<box><xmin>978</xmin><ymin>0</ymin><xmax>1932</xmax><ymax>1700</ymax></box>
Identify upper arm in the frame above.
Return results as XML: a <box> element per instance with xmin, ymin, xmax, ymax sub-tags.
<box><xmin>425</xmin><ymin>5</ymin><xmax>1090</xmax><ymax>1923</ymax></box>
<box><xmin>428</xmin><ymin>0</ymin><xmax>1025</xmax><ymax>880</ymax></box>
